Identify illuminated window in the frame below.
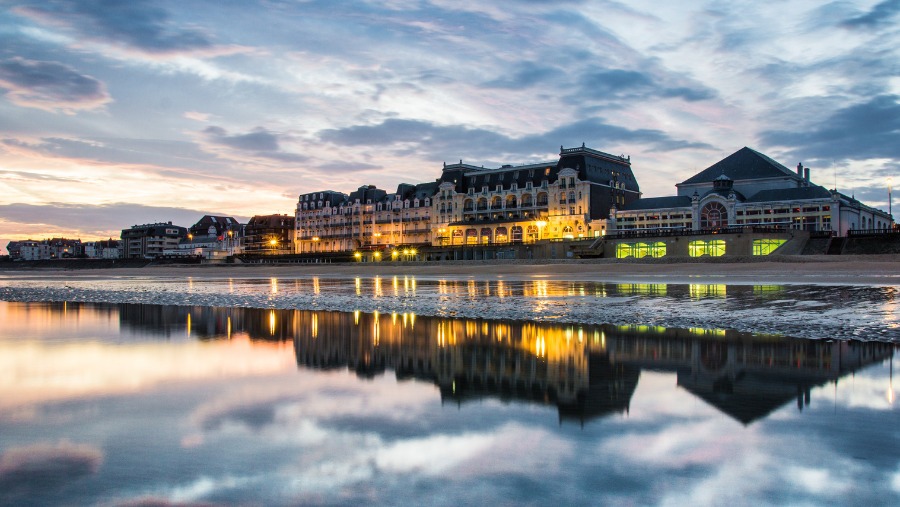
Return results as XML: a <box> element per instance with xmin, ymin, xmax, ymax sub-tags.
<box><xmin>700</xmin><ymin>202</ymin><xmax>728</xmax><ymax>229</ymax></box>
<box><xmin>752</xmin><ymin>238</ymin><xmax>786</xmax><ymax>255</ymax></box>
<box><xmin>688</xmin><ymin>240</ymin><xmax>725</xmax><ymax>257</ymax></box>
<box><xmin>616</xmin><ymin>242</ymin><xmax>667</xmax><ymax>259</ymax></box>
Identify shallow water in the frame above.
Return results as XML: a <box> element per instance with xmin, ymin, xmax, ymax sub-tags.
<box><xmin>1</xmin><ymin>301</ymin><xmax>898</xmax><ymax>506</ymax></box>
<box><xmin>0</xmin><ymin>275</ymin><xmax>898</xmax><ymax>340</ymax></box>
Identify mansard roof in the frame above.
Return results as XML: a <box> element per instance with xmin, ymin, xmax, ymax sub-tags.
<box><xmin>621</xmin><ymin>196</ymin><xmax>692</xmax><ymax>211</ymax></box>
<box><xmin>679</xmin><ymin>147</ymin><xmax>800</xmax><ymax>186</ymax></box>
<box><xmin>439</xmin><ymin>145</ymin><xmax>638</xmax><ymax>194</ymax></box>
<box><xmin>744</xmin><ymin>185</ymin><xmax>832</xmax><ymax>203</ymax></box>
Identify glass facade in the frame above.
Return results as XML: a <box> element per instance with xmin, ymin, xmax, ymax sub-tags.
<box><xmin>752</xmin><ymin>238</ymin><xmax>786</xmax><ymax>255</ymax></box>
<box><xmin>688</xmin><ymin>239</ymin><xmax>725</xmax><ymax>257</ymax></box>
<box><xmin>616</xmin><ymin>242</ymin><xmax>667</xmax><ymax>259</ymax></box>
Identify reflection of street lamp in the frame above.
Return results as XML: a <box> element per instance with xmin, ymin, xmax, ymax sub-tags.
<box><xmin>535</xmin><ymin>220</ymin><xmax>547</xmax><ymax>241</ymax></box>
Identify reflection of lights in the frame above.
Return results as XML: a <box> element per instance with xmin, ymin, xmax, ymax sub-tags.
<box><xmin>186</xmin><ymin>312</ymin><xmax>192</xmax><ymax>337</ymax></box>
<box><xmin>269</xmin><ymin>310</ymin><xmax>276</xmax><ymax>336</ymax></box>
<box><xmin>270</xmin><ymin>277</ymin><xmax>278</xmax><ymax>294</ymax></box>
<box><xmin>227</xmin><ymin>316</ymin><xmax>232</xmax><ymax>339</ymax></box>
<box><xmin>313</xmin><ymin>277</ymin><xmax>320</xmax><ymax>295</ymax></box>
<box><xmin>311</xmin><ymin>313</ymin><xmax>318</xmax><ymax>338</ymax></box>
<box><xmin>355</xmin><ymin>277</ymin><xmax>361</xmax><ymax>296</ymax></box>
<box><xmin>374</xmin><ymin>277</ymin><xmax>382</xmax><ymax>297</ymax></box>
<box><xmin>228</xmin><ymin>278</ymin><xmax>234</xmax><ymax>293</ymax></box>
<box><xmin>690</xmin><ymin>284</ymin><xmax>726</xmax><ymax>299</ymax></box>
<box><xmin>354</xmin><ymin>310</ymin><xmax>360</xmax><ymax>325</ymax></box>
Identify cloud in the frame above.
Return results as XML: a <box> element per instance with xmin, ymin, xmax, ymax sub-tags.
<box><xmin>201</xmin><ymin>126</ymin><xmax>308</xmax><ymax>163</ymax></box>
<box><xmin>841</xmin><ymin>0</ymin><xmax>900</xmax><ymax>28</ymax></box>
<box><xmin>759</xmin><ymin>95</ymin><xmax>900</xmax><ymax>162</ymax></box>
<box><xmin>0</xmin><ymin>441</ymin><xmax>103</xmax><ymax>500</ymax></box>
<box><xmin>318</xmin><ymin>117</ymin><xmax>712</xmax><ymax>162</ymax></box>
<box><xmin>0</xmin><ymin>57</ymin><xmax>111</xmax><ymax>113</ymax></box>
<box><xmin>483</xmin><ymin>62</ymin><xmax>560</xmax><ymax>89</ymax></box>
<box><xmin>0</xmin><ymin>202</ymin><xmax>248</xmax><ymax>237</ymax></box>
<box><xmin>13</xmin><ymin>0</ymin><xmax>233</xmax><ymax>57</ymax></box>
<box><xmin>575</xmin><ymin>67</ymin><xmax>717</xmax><ymax>103</ymax></box>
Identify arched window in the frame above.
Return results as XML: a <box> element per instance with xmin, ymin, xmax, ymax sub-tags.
<box><xmin>701</xmin><ymin>202</ymin><xmax>728</xmax><ymax>229</ymax></box>
<box><xmin>480</xmin><ymin>228</ymin><xmax>493</xmax><ymax>244</ymax></box>
<box><xmin>511</xmin><ymin>226</ymin><xmax>523</xmax><ymax>242</ymax></box>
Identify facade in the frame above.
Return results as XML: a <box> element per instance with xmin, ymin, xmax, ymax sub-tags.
<box><xmin>244</xmin><ymin>214</ymin><xmax>295</xmax><ymax>254</ymax></box>
<box><xmin>84</xmin><ymin>239</ymin><xmax>121</xmax><ymax>259</ymax></box>
<box><xmin>121</xmin><ymin>222</ymin><xmax>188</xmax><ymax>259</ymax></box>
<box><xmin>6</xmin><ymin>238</ymin><xmax>83</xmax><ymax>260</ymax></box>
<box><xmin>177</xmin><ymin>215</ymin><xmax>243</xmax><ymax>257</ymax></box>
<box><xmin>610</xmin><ymin>147</ymin><xmax>893</xmax><ymax>236</ymax></box>
<box><xmin>433</xmin><ymin>145</ymin><xmax>638</xmax><ymax>246</ymax></box>
<box><xmin>295</xmin><ymin>144</ymin><xmax>639</xmax><ymax>254</ymax></box>
<box><xmin>296</xmin><ymin>184</ymin><xmax>436</xmax><ymax>254</ymax></box>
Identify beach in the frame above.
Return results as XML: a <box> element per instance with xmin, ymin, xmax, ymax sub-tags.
<box><xmin>2</xmin><ymin>254</ymin><xmax>900</xmax><ymax>286</ymax></box>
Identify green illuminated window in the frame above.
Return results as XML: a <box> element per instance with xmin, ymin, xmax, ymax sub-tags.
<box><xmin>616</xmin><ymin>242</ymin><xmax>667</xmax><ymax>259</ymax></box>
<box><xmin>688</xmin><ymin>240</ymin><xmax>725</xmax><ymax>257</ymax></box>
<box><xmin>752</xmin><ymin>238</ymin><xmax>786</xmax><ymax>255</ymax></box>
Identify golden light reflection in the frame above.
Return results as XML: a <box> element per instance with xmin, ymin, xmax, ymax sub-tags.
<box><xmin>354</xmin><ymin>310</ymin><xmax>360</xmax><ymax>325</ymax></box>
<box><xmin>270</xmin><ymin>277</ymin><xmax>278</xmax><ymax>294</ymax></box>
<box><xmin>228</xmin><ymin>278</ymin><xmax>234</xmax><ymax>293</ymax></box>
<box><xmin>374</xmin><ymin>277</ymin><xmax>383</xmax><ymax>297</ymax></box>
<box><xmin>392</xmin><ymin>276</ymin><xmax>399</xmax><ymax>296</ymax></box>
<box><xmin>689</xmin><ymin>284</ymin><xmax>726</xmax><ymax>299</ymax></box>
<box><xmin>313</xmin><ymin>277</ymin><xmax>320</xmax><ymax>295</ymax></box>
<box><xmin>227</xmin><ymin>316</ymin><xmax>232</xmax><ymax>339</ymax></box>
<box><xmin>311</xmin><ymin>313</ymin><xmax>318</xmax><ymax>338</ymax></box>
<box><xmin>269</xmin><ymin>310</ymin><xmax>276</xmax><ymax>336</ymax></box>
<box><xmin>355</xmin><ymin>277</ymin><xmax>361</xmax><ymax>296</ymax></box>
<box><xmin>187</xmin><ymin>312</ymin><xmax>192</xmax><ymax>338</ymax></box>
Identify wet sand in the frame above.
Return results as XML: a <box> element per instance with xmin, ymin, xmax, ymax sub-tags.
<box><xmin>2</xmin><ymin>254</ymin><xmax>900</xmax><ymax>286</ymax></box>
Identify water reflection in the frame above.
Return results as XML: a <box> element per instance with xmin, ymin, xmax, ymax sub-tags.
<box><xmin>3</xmin><ymin>301</ymin><xmax>892</xmax><ymax>426</ymax></box>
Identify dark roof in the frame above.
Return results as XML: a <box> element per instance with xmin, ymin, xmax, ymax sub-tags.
<box><xmin>621</xmin><ymin>196</ymin><xmax>692</xmax><ymax>211</ymax></box>
<box><xmin>702</xmin><ymin>188</ymin><xmax>746</xmax><ymax>201</ymax></box>
<box><xmin>679</xmin><ymin>147</ymin><xmax>800</xmax><ymax>186</ymax></box>
<box><xmin>745</xmin><ymin>185</ymin><xmax>832</xmax><ymax>203</ymax></box>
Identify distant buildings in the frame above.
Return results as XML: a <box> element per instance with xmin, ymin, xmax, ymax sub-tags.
<box><xmin>121</xmin><ymin>222</ymin><xmax>187</xmax><ymax>259</ymax></box>
<box><xmin>243</xmin><ymin>214</ymin><xmax>295</xmax><ymax>254</ymax></box>
<box><xmin>83</xmin><ymin>239</ymin><xmax>120</xmax><ymax>259</ymax></box>
<box><xmin>5</xmin><ymin>144</ymin><xmax>894</xmax><ymax>261</ymax></box>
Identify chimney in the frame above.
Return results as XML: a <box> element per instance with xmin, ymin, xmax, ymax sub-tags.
<box><xmin>797</xmin><ymin>162</ymin><xmax>803</xmax><ymax>177</ymax></box>
<box><xmin>804</xmin><ymin>167</ymin><xmax>810</xmax><ymax>181</ymax></box>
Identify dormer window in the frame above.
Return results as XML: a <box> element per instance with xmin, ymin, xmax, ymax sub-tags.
<box><xmin>496</xmin><ymin>185</ymin><xmax>502</xmax><ymax>192</ymax></box>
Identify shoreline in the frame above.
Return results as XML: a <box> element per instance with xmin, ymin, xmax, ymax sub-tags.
<box><xmin>2</xmin><ymin>254</ymin><xmax>900</xmax><ymax>286</ymax></box>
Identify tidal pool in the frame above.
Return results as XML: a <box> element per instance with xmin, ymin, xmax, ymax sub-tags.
<box><xmin>0</xmin><ymin>301</ymin><xmax>897</xmax><ymax>506</ymax></box>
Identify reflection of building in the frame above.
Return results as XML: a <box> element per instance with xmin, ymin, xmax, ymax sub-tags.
<box><xmin>27</xmin><ymin>301</ymin><xmax>891</xmax><ymax>426</ymax></box>
<box><xmin>605</xmin><ymin>326</ymin><xmax>894</xmax><ymax>424</ymax></box>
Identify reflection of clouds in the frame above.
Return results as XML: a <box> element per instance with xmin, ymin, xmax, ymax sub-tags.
<box><xmin>599</xmin><ymin>420</ymin><xmax>741</xmax><ymax>468</ymax></box>
<box><xmin>0</xmin><ymin>441</ymin><xmax>103</xmax><ymax>501</ymax></box>
<box><xmin>190</xmin><ymin>375</ymin><xmax>436</xmax><ymax>435</ymax></box>
<box><xmin>0</xmin><ymin>336</ymin><xmax>295</xmax><ymax>415</ymax></box>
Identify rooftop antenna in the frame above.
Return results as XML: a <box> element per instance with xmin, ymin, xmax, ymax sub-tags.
<box><xmin>833</xmin><ymin>159</ymin><xmax>837</xmax><ymax>191</ymax></box>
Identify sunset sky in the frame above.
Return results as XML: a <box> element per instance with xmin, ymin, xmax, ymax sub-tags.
<box><xmin>1</xmin><ymin>0</ymin><xmax>898</xmax><ymax>253</ymax></box>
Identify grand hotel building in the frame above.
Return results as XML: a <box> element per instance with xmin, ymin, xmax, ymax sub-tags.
<box><xmin>295</xmin><ymin>145</ymin><xmax>893</xmax><ymax>256</ymax></box>
<box><xmin>296</xmin><ymin>145</ymin><xmax>640</xmax><ymax>253</ymax></box>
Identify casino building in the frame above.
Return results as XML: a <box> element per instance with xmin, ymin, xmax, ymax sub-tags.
<box><xmin>607</xmin><ymin>147</ymin><xmax>893</xmax><ymax>258</ymax></box>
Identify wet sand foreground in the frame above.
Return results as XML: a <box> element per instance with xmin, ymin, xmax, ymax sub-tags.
<box><xmin>2</xmin><ymin>254</ymin><xmax>900</xmax><ymax>286</ymax></box>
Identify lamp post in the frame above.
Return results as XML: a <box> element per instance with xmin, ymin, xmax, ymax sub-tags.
<box><xmin>535</xmin><ymin>220</ymin><xmax>547</xmax><ymax>242</ymax></box>
<box><xmin>311</xmin><ymin>236</ymin><xmax>320</xmax><ymax>253</ymax></box>
<box><xmin>889</xmin><ymin>176</ymin><xmax>893</xmax><ymax>220</ymax></box>
<box><xmin>227</xmin><ymin>230</ymin><xmax>234</xmax><ymax>255</ymax></box>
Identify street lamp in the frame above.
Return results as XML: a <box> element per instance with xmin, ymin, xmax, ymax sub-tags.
<box><xmin>535</xmin><ymin>220</ymin><xmax>547</xmax><ymax>241</ymax></box>
<box><xmin>888</xmin><ymin>176</ymin><xmax>893</xmax><ymax>219</ymax></box>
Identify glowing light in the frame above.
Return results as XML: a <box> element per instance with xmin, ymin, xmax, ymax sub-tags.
<box><xmin>269</xmin><ymin>310</ymin><xmax>276</xmax><ymax>336</ymax></box>
<box><xmin>270</xmin><ymin>277</ymin><xmax>278</xmax><ymax>294</ymax></box>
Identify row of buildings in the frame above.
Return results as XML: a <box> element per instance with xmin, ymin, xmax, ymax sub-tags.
<box><xmin>5</xmin><ymin>145</ymin><xmax>895</xmax><ymax>261</ymax></box>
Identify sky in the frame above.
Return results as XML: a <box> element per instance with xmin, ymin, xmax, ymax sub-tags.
<box><xmin>1</xmin><ymin>0</ymin><xmax>899</xmax><ymax>254</ymax></box>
